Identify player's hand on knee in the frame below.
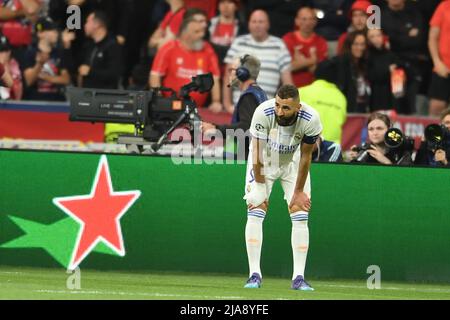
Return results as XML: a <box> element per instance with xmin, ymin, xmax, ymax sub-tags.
<box><xmin>248</xmin><ymin>200</ymin><xmax>268</xmax><ymax>211</ymax></box>
<box><xmin>244</xmin><ymin>182</ymin><xmax>267</xmax><ymax>208</ymax></box>
<box><xmin>289</xmin><ymin>191</ymin><xmax>311</xmax><ymax>212</ymax></box>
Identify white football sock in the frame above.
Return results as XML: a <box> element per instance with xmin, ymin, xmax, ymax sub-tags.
<box><xmin>291</xmin><ymin>212</ymin><xmax>309</xmax><ymax>280</ymax></box>
<box><xmin>245</xmin><ymin>209</ymin><xmax>266</xmax><ymax>278</ymax></box>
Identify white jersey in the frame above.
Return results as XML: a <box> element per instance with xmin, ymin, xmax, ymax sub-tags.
<box><xmin>249</xmin><ymin>99</ymin><xmax>323</xmax><ymax>167</ymax></box>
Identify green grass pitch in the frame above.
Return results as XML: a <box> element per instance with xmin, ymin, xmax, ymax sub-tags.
<box><xmin>0</xmin><ymin>267</ymin><xmax>449</xmax><ymax>300</ymax></box>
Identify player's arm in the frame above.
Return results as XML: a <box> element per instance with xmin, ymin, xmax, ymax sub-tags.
<box><xmin>290</xmin><ymin>142</ymin><xmax>314</xmax><ymax>212</ymax></box>
<box><xmin>252</xmin><ymin>137</ymin><xmax>266</xmax><ymax>184</ymax></box>
<box><xmin>244</xmin><ymin>108</ymin><xmax>270</xmax><ymax>208</ymax></box>
<box><xmin>289</xmin><ymin>111</ymin><xmax>322</xmax><ymax>212</ymax></box>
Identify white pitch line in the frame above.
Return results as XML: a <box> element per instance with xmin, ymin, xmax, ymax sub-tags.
<box><xmin>0</xmin><ymin>272</ymin><xmax>25</xmax><ymax>275</ymax></box>
<box><xmin>34</xmin><ymin>289</ymin><xmax>244</xmax><ymax>300</ymax></box>
<box><xmin>320</xmin><ymin>284</ymin><xmax>450</xmax><ymax>294</ymax></box>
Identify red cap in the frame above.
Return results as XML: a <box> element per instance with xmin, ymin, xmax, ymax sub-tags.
<box><xmin>350</xmin><ymin>0</ymin><xmax>372</xmax><ymax>17</ymax></box>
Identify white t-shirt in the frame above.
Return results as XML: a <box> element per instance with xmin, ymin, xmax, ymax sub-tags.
<box><xmin>249</xmin><ymin>99</ymin><xmax>323</xmax><ymax>166</ymax></box>
<box><xmin>224</xmin><ymin>34</ymin><xmax>292</xmax><ymax>102</ymax></box>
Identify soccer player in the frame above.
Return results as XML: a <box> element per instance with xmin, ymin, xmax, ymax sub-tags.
<box><xmin>243</xmin><ymin>84</ymin><xmax>323</xmax><ymax>291</ymax></box>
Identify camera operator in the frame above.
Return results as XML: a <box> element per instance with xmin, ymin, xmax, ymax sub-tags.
<box><xmin>348</xmin><ymin>112</ymin><xmax>413</xmax><ymax>165</ymax></box>
<box><xmin>415</xmin><ymin>108</ymin><xmax>450</xmax><ymax>167</ymax></box>
<box><xmin>201</xmin><ymin>54</ymin><xmax>267</xmax><ymax>159</ymax></box>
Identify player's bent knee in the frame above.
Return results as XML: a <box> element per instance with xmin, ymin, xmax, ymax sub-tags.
<box><xmin>257</xmin><ymin>202</ymin><xmax>268</xmax><ymax>212</ymax></box>
<box><xmin>289</xmin><ymin>206</ymin><xmax>306</xmax><ymax>214</ymax></box>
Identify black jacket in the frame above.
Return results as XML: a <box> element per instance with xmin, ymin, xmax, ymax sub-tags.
<box><xmin>216</xmin><ymin>94</ymin><xmax>260</xmax><ymax>160</ymax></box>
<box><xmin>81</xmin><ymin>34</ymin><xmax>123</xmax><ymax>89</ymax></box>
<box><xmin>415</xmin><ymin>141</ymin><xmax>450</xmax><ymax>167</ymax></box>
<box><xmin>381</xmin><ymin>2</ymin><xmax>425</xmax><ymax>61</ymax></box>
<box><xmin>333</xmin><ymin>54</ymin><xmax>369</xmax><ymax>113</ymax></box>
<box><xmin>367</xmin><ymin>46</ymin><xmax>399</xmax><ymax>112</ymax></box>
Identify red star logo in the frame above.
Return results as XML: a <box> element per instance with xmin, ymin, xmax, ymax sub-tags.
<box><xmin>53</xmin><ymin>155</ymin><xmax>141</xmax><ymax>270</ymax></box>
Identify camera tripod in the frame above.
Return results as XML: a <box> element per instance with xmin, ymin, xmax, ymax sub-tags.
<box><xmin>117</xmin><ymin>98</ymin><xmax>203</xmax><ymax>157</ymax></box>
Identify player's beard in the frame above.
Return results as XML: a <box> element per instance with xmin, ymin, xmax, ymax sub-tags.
<box><xmin>276</xmin><ymin>114</ymin><xmax>297</xmax><ymax>127</ymax></box>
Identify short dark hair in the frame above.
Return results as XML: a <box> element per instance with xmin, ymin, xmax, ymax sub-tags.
<box><xmin>277</xmin><ymin>84</ymin><xmax>300</xmax><ymax>100</ymax></box>
<box><xmin>440</xmin><ymin>108</ymin><xmax>450</xmax><ymax>122</ymax></box>
<box><xmin>367</xmin><ymin>112</ymin><xmax>391</xmax><ymax>128</ymax></box>
<box><xmin>183</xmin><ymin>7</ymin><xmax>207</xmax><ymax>21</ymax></box>
<box><xmin>92</xmin><ymin>10</ymin><xmax>110</xmax><ymax>30</ymax></box>
<box><xmin>179</xmin><ymin>8</ymin><xmax>207</xmax><ymax>35</ymax></box>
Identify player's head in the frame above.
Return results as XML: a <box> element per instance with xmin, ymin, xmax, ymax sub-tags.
<box><xmin>275</xmin><ymin>85</ymin><xmax>301</xmax><ymax>127</ymax></box>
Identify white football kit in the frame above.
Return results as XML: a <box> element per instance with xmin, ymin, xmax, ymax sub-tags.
<box><xmin>245</xmin><ymin>99</ymin><xmax>323</xmax><ymax>204</ymax></box>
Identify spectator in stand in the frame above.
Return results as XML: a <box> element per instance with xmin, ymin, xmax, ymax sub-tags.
<box><xmin>428</xmin><ymin>0</ymin><xmax>450</xmax><ymax>117</ymax></box>
<box><xmin>244</xmin><ymin>0</ymin><xmax>310</xmax><ymax>38</ymax></box>
<box><xmin>0</xmin><ymin>0</ymin><xmax>42</xmax><ymax>65</ymax></box>
<box><xmin>0</xmin><ymin>35</ymin><xmax>22</xmax><ymax>100</ymax></box>
<box><xmin>309</xmin><ymin>0</ymin><xmax>353</xmax><ymax>58</ymax></box>
<box><xmin>381</xmin><ymin>0</ymin><xmax>428</xmax><ymax>115</ymax></box>
<box><xmin>209</xmin><ymin>0</ymin><xmax>242</xmax><ymax>74</ymax></box>
<box><xmin>182</xmin><ymin>7</ymin><xmax>208</xmax><ymax>35</ymax></box>
<box><xmin>50</xmin><ymin>0</ymin><xmax>132</xmax><ymax>45</ymax></box>
<box><xmin>148</xmin><ymin>0</ymin><xmax>185</xmax><ymax>54</ymax></box>
<box><xmin>150</xmin><ymin>9</ymin><xmax>222</xmax><ymax>111</ymax></box>
<box><xmin>49</xmin><ymin>0</ymin><xmax>133</xmax><ymax>83</ymax></box>
<box><xmin>337</xmin><ymin>0</ymin><xmax>372</xmax><ymax>55</ymax></box>
<box><xmin>223</xmin><ymin>9</ymin><xmax>293</xmax><ymax>113</ymax></box>
<box><xmin>334</xmin><ymin>30</ymin><xmax>370</xmax><ymax>114</ymax></box>
<box><xmin>300</xmin><ymin>59</ymin><xmax>347</xmax><ymax>145</ymax></box>
<box><xmin>366</xmin><ymin>28</ymin><xmax>399</xmax><ymax>113</ymax></box>
<box><xmin>283</xmin><ymin>7</ymin><xmax>328</xmax><ymax>89</ymax></box>
<box><xmin>78</xmin><ymin>11</ymin><xmax>123</xmax><ymax>89</ymax></box>
<box><xmin>23</xmin><ymin>17</ymin><xmax>71</xmax><ymax>101</ymax></box>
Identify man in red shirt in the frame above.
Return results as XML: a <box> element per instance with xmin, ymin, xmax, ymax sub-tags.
<box><xmin>428</xmin><ymin>0</ymin><xmax>450</xmax><ymax>117</ymax></box>
<box><xmin>148</xmin><ymin>0</ymin><xmax>186</xmax><ymax>52</ymax></box>
<box><xmin>283</xmin><ymin>7</ymin><xmax>328</xmax><ymax>88</ymax></box>
<box><xmin>150</xmin><ymin>11</ymin><xmax>222</xmax><ymax>111</ymax></box>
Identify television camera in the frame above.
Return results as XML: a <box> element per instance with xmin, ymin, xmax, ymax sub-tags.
<box><xmin>424</xmin><ymin>124</ymin><xmax>450</xmax><ymax>152</ymax></box>
<box><xmin>68</xmin><ymin>73</ymin><xmax>214</xmax><ymax>153</ymax></box>
<box><xmin>353</xmin><ymin>128</ymin><xmax>414</xmax><ymax>163</ymax></box>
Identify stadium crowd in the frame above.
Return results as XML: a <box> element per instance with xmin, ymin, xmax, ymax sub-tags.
<box><xmin>0</xmin><ymin>0</ymin><xmax>449</xmax><ymax>166</ymax></box>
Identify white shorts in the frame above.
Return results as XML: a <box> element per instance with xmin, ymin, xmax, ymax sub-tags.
<box><xmin>245</xmin><ymin>153</ymin><xmax>311</xmax><ymax>206</ymax></box>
